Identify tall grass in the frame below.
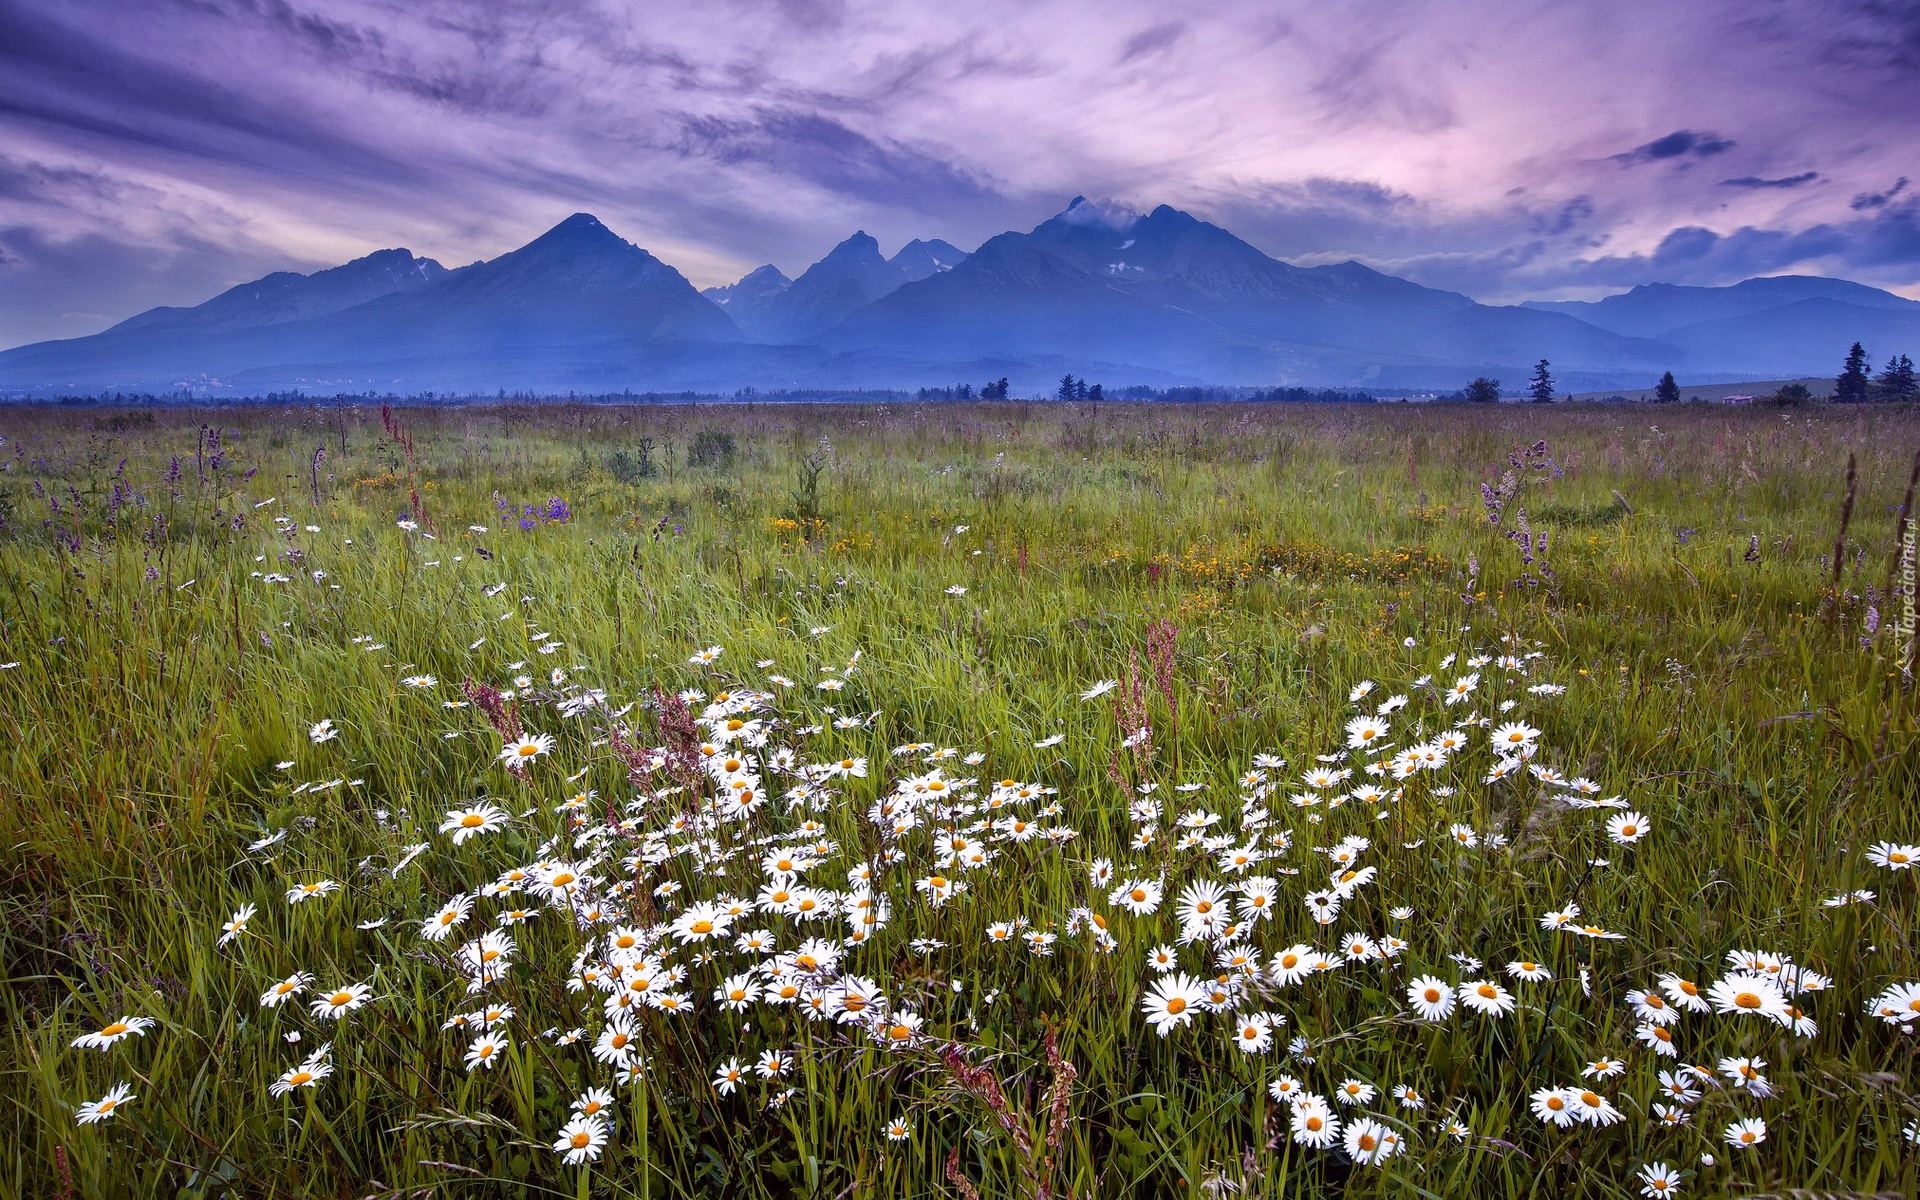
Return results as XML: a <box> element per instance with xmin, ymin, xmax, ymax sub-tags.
<box><xmin>2</xmin><ymin>400</ymin><xmax>1919</xmax><ymax>1199</ymax></box>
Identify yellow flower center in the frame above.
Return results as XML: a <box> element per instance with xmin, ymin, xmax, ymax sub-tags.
<box><xmin>461</xmin><ymin>814</ymin><xmax>485</xmax><ymax>828</ymax></box>
<box><xmin>1423</xmin><ymin>988</ymin><xmax>1441</xmax><ymax>1002</ymax></box>
<box><xmin>1477</xmin><ymin>985</ymin><xmax>1497</xmax><ymax>999</ymax></box>
<box><xmin>1734</xmin><ymin>992</ymin><xmax>1761</xmax><ymax>1009</ymax></box>
<box><xmin>1165</xmin><ymin>998</ymin><xmax>1187</xmax><ymax>1015</ymax></box>
<box><xmin>288</xmin><ymin>1071</ymin><xmax>312</xmax><ymax>1086</ymax></box>
<box><xmin>101</xmin><ymin>1022</ymin><xmax>128</xmax><ymax>1036</ymax></box>
<box><xmin>690</xmin><ymin>920</ymin><xmax>713</xmax><ymax>935</ymax></box>
<box><xmin>329</xmin><ymin>992</ymin><xmax>352</xmax><ymax>1006</ymax></box>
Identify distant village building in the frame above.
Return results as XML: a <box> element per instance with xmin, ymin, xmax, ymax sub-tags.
<box><xmin>1721</xmin><ymin>393</ymin><xmax>1757</xmax><ymax>405</ymax></box>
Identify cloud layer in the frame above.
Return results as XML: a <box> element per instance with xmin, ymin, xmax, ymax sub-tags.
<box><xmin>1</xmin><ymin>0</ymin><xmax>1917</xmax><ymax>345</ymax></box>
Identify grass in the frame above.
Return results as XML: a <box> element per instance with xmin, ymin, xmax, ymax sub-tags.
<box><xmin>2</xmin><ymin>398</ymin><xmax>1920</xmax><ymax>1199</ymax></box>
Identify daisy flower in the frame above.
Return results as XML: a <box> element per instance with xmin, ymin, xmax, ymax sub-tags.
<box><xmin>259</xmin><ymin>972</ymin><xmax>313</xmax><ymax>1009</ymax></box>
<box><xmin>1638</xmin><ymin>1162</ymin><xmax>1683</xmax><ymax>1198</ymax></box>
<box><xmin>465</xmin><ymin>1033</ymin><xmax>510</xmax><ymax>1071</ymax></box>
<box><xmin>1605</xmin><ymin>811</ymin><xmax>1651</xmax><ymax>845</ymax></box>
<box><xmin>1707</xmin><ymin>974</ymin><xmax>1790</xmax><ymax>1023</ymax></box>
<box><xmin>1290</xmin><ymin>1098</ymin><xmax>1341</xmax><ymax>1148</ymax></box>
<box><xmin>1530</xmin><ymin>1086</ymin><xmax>1576</xmax><ymax>1128</ymax></box>
<box><xmin>1335</xmin><ymin>1078</ymin><xmax>1376</xmax><ymax>1106</ymax></box>
<box><xmin>1458</xmin><ymin>979</ymin><xmax>1517</xmax><ymax>1018</ymax></box>
<box><xmin>1141</xmin><ymin>973</ymin><xmax>1206</xmax><ymax>1036</ymax></box>
<box><xmin>498</xmin><ymin>731</ymin><xmax>555</xmax><ymax>767</ymax></box>
<box><xmin>284</xmin><ymin>879</ymin><xmax>340</xmax><ymax>904</ymax></box>
<box><xmin>1866</xmin><ymin>841</ymin><xmax>1920</xmax><ymax>869</ymax></box>
<box><xmin>70</xmin><ymin>1016</ymin><xmax>157</xmax><ymax>1051</ymax></box>
<box><xmin>269</xmin><ymin>1050</ymin><xmax>335</xmax><ymax>1097</ymax></box>
<box><xmin>75</xmin><ymin>1083</ymin><xmax>136</xmax><ymax>1125</ymax></box>
<box><xmin>309</xmin><ymin>983</ymin><xmax>372</xmax><ymax>1020</ymax></box>
<box><xmin>712</xmin><ymin>1058</ymin><xmax>747</xmax><ymax>1095</ymax></box>
<box><xmin>885</xmin><ymin>1117</ymin><xmax>912</xmax><ymax>1142</ymax></box>
<box><xmin>1724</xmin><ymin>1116</ymin><xmax>1767</xmax><ymax>1148</ymax></box>
<box><xmin>1406</xmin><ymin>976</ymin><xmax>1456</xmax><ymax>1021</ymax></box>
<box><xmin>440</xmin><ymin>804</ymin><xmax>509</xmax><ymax>844</ymax></box>
<box><xmin>1570</xmin><ymin>1089</ymin><xmax>1623</xmax><ymax>1126</ymax></box>
<box><xmin>1343</xmin><ymin>1117</ymin><xmax>1401</xmax><ymax>1166</ymax></box>
<box><xmin>216</xmin><ymin>903</ymin><xmax>258</xmax><ymax>948</ymax></box>
<box><xmin>553</xmin><ymin>1114</ymin><xmax>608</xmax><ymax>1164</ymax></box>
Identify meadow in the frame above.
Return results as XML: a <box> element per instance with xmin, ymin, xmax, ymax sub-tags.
<box><xmin>3</xmin><ymin>398</ymin><xmax>1920</xmax><ymax>1200</ymax></box>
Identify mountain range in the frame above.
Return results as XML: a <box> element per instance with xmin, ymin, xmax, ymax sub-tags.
<box><xmin>3</xmin><ymin>199</ymin><xmax>1916</xmax><ymax>396</ymax></box>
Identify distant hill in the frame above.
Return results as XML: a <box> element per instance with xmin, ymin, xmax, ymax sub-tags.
<box><xmin>1523</xmin><ymin>276</ymin><xmax>1919</xmax><ymax>338</ymax></box>
<box><xmin>3</xmin><ymin>203</ymin><xmax>1915</xmax><ymax>396</ymax></box>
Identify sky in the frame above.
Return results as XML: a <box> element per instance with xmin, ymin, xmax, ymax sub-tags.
<box><xmin>2</xmin><ymin>0</ymin><xmax>1918</xmax><ymax>346</ymax></box>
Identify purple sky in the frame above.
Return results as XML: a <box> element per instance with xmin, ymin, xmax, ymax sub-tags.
<box><xmin>2</xmin><ymin>0</ymin><xmax>1918</xmax><ymax>345</ymax></box>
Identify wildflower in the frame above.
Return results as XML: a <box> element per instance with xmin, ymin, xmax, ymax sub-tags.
<box><xmin>1606</xmin><ymin>811</ymin><xmax>1651</xmax><ymax>844</ymax></box>
<box><xmin>465</xmin><ymin>1033</ymin><xmax>509</xmax><ymax>1071</ymax></box>
<box><xmin>885</xmin><ymin>1117</ymin><xmax>912</xmax><ymax>1141</ymax></box>
<box><xmin>1506</xmin><ymin>961</ymin><xmax>1551</xmax><ymax>982</ymax></box>
<box><xmin>1638</xmin><ymin>1162</ymin><xmax>1682</xmax><ymax>1197</ymax></box>
<box><xmin>309</xmin><ymin>719</ymin><xmax>338</xmax><ymax>743</ymax></box>
<box><xmin>440</xmin><ymin>804</ymin><xmax>509</xmax><ymax>844</ymax></box>
<box><xmin>1335</xmin><ymin>1079</ymin><xmax>1376</xmax><ymax>1106</ymax></box>
<box><xmin>259</xmin><ymin>972</ymin><xmax>313</xmax><ymax>1009</ymax></box>
<box><xmin>1230</xmin><ymin>1013</ymin><xmax>1273</xmax><ymax>1053</ymax></box>
<box><xmin>70</xmin><ymin>1013</ymin><xmax>157</xmax><ymax>1051</ymax></box>
<box><xmin>1659</xmin><ymin>975</ymin><xmax>1711</xmax><ymax>1014</ymax></box>
<box><xmin>1458</xmin><ymin>979</ymin><xmax>1517</xmax><ymax>1017</ymax></box>
<box><xmin>1290</xmin><ymin>1098</ymin><xmax>1341</xmax><ymax>1148</ymax></box>
<box><xmin>1343</xmin><ymin>1117</ymin><xmax>1401</xmax><ymax>1166</ymax></box>
<box><xmin>213</xmin><ymin>901</ymin><xmax>262</xmax><ymax>951</ymax></box>
<box><xmin>269</xmin><ymin>1048</ymin><xmax>335</xmax><ymax>1097</ymax></box>
<box><xmin>1490</xmin><ymin>721</ymin><xmax>1541</xmax><ymax>752</ymax></box>
<box><xmin>1406</xmin><ymin>975</ymin><xmax>1455</xmax><ymax>1021</ymax></box>
<box><xmin>1141</xmin><ymin>973</ymin><xmax>1206</xmax><ymax>1035</ymax></box>
<box><xmin>1724</xmin><ymin>1117</ymin><xmax>1767</xmax><ymax>1148</ymax></box>
<box><xmin>1531</xmin><ymin>1087</ymin><xmax>1576</xmax><ymax>1128</ymax></box>
<box><xmin>309</xmin><ymin>983</ymin><xmax>371</xmax><ymax>1020</ymax></box>
<box><xmin>285</xmin><ymin>879</ymin><xmax>340</xmax><ymax>904</ymax></box>
<box><xmin>553</xmin><ymin>1114</ymin><xmax>608</xmax><ymax>1165</ymax></box>
<box><xmin>1570</xmin><ymin>1089</ymin><xmax>1623</xmax><ymax>1126</ymax></box>
<box><xmin>1866</xmin><ymin>841</ymin><xmax>1920</xmax><ymax>869</ymax></box>
<box><xmin>1110</xmin><ymin>879</ymin><xmax>1162</xmax><ymax>915</ymax></box>
<box><xmin>75</xmin><ymin>1083</ymin><xmax>136</xmax><ymax>1125</ymax></box>
<box><xmin>712</xmin><ymin>1057</ymin><xmax>747</xmax><ymax>1095</ymax></box>
<box><xmin>1707</xmin><ymin>974</ymin><xmax>1790</xmax><ymax>1024</ymax></box>
<box><xmin>499</xmin><ymin>731</ymin><xmax>555</xmax><ymax>767</ymax></box>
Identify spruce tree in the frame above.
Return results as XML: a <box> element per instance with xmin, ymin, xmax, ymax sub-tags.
<box><xmin>1655</xmin><ymin>371</ymin><xmax>1681</xmax><ymax>404</ymax></box>
<box><xmin>1528</xmin><ymin>359</ymin><xmax>1555</xmax><ymax>403</ymax></box>
<box><xmin>1874</xmin><ymin>354</ymin><xmax>1916</xmax><ymax>401</ymax></box>
<box><xmin>1835</xmin><ymin>342</ymin><xmax>1871</xmax><ymax>403</ymax></box>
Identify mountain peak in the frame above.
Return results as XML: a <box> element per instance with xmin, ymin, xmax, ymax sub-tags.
<box><xmin>1055</xmin><ymin>196</ymin><xmax>1143</xmax><ymax>232</ymax></box>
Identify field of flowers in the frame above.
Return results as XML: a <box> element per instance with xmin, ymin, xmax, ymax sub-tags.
<box><xmin>4</xmin><ymin>399</ymin><xmax>1920</xmax><ymax>1200</ymax></box>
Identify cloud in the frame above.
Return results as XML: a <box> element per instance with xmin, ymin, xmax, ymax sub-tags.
<box><xmin>1117</xmin><ymin>22</ymin><xmax>1185</xmax><ymax>63</ymax></box>
<box><xmin>1721</xmin><ymin>172</ymin><xmax>1820</xmax><ymax>189</ymax></box>
<box><xmin>1610</xmin><ymin>130</ymin><xmax>1736</xmax><ymax>165</ymax></box>
<box><xmin>1853</xmin><ymin>177</ymin><xmax>1910</xmax><ymax>210</ymax></box>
